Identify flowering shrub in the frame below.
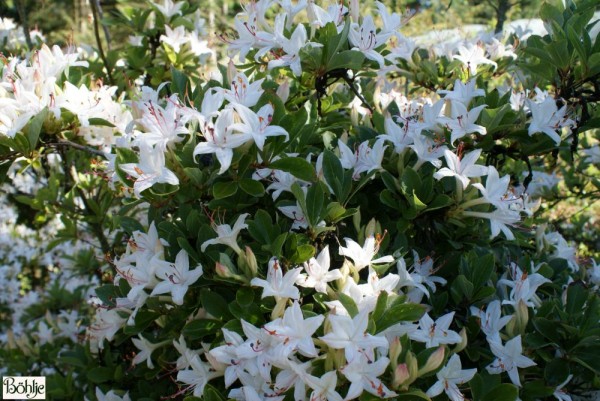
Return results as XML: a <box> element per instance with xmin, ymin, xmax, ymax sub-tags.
<box><xmin>1</xmin><ymin>0</ymin><xmax>600</xmax><ymax>401</ymax></box>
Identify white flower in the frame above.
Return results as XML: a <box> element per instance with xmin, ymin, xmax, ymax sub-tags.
<box><xmin>433</xmin><ymin>148</ymin><xmax>488</xmax><ymax>189</ymax></box>
<box><xmin>527</xmin><ymin>97</ymin><xmax>574</xmax><ymax>146</ymax></box>
<box><xmin>438</xmin><ymin>78</ymin><xmax>485</xmax><ymax>106</ymax></box>
<box><xmin>94</xmin><ymin>388</ymin><xmax>132</xmax><ymax>401</ymax></box>
<box><xmin>263</xmin><ymin>301</ymin><xmax>324</xmax><ymax>358</ymax></box>
<box><xmin>150</xmin><ymin>249</ymin><xmax>203</xmax><ymax>305</ymax></box>
<box><xmin>409</xmin><ymin>312</ymin><xmax>462</xmax><ymax>348</ymax></box>
<box><xmin>498</xmin><ymin>262</ymin><xmax>551</xmax><ymax>308</ymax></box>
<box><xmin>88</xmin><ymin>308</ymin><xmax>129</xmax><ymax>349</ymax></box>
<box><xmin>131</xmin><ymin>334</ymin><xmax>169</xmax><ymax>369</ymax></box>
<box><xmin>320</xmin><ymin>308</ymin><xmax>389</xmax><ymax>362</ymax></box>
<box><xmin>160</xmin><ymin>25</ymin><xmax>189</xmax><ymax>53</ymax></box>
<box><xmin>267</xmin><ymin>22</ymin><xmax>308</xmax><ymax>76</ymax></box>
<box><xmin>135</xmin><ymin>95</ymin><xmax>189</xmax><ymax>151</ymax></box>
<box><xmin>453</xmin><ymin>42</ymin><xmax>497</xmax><ymax>74</ymax></box>
<box><xmin>231</xmin><ymin>104</ymin><xmax>289</xmax><ymax>151</ymax></box>
<box><xmin>470</xmin><ymin>300</ymin><xmax>513</xmax><ymax>343</ymax></box>
<box><xmin>462</xmin><ymin>208</ymin><xmax>521</xmax><ymax>240</ymax></box>
<box><xmin>251</xmin><ymin>257</ymin><xmax>301</xmax><ymax>300</ymax></box>
<box><xmin>553</xmin><ymin>374</ymin><xmax>573</xmax><ymax>401</ymax></box>
<box><xmin>341</xmin><ymin>354</ymin><xmax>397</xmax><ymax>399</ymax></box>
<box><xmin>296</xmin><ymin>245</ymin><xmax>342</xmax><ymax>293</ymax></box>
<box><xmin>177</xmin><ymin>354</ymin><xmax>222</xmax><ymax>396</ymax></box>
<box><xmin>426</xmin><ymin>354</ymin><xmax>477</xmax><ymax>401</ymax></box>
<box><xmin>486</xmin><ymin>335</ymin><xmax>536</xmax><ymax>387</ymax></box>
<box><xmin>339</xmin><ymin>236</ymin><xmax>394</xmax><ymax>272</ymax></box>
<box><xmin>193</xmin><ymin>108</ymin><xmax>253</xmax><ymax>174</ymax></box>
<box><xmin>120</xmin><ymin>141</ymin><xmax>179</xmax><ymax>197</ymax></box>
<box><xmin>349</xmin><ymin>15</ymin><xmax>390</xmax><ymax>67</ymax></box>
<box><xmin>201</xmin><ymin>213</ymin><xmax>249</xmax><ymax>254</ymax></box>
<box><xmin>441</xmin><ymin>101</ymin><xmax>487</xmax><ymax>144</ymax></box>
<box><xmin>298</xmin><ymin>370</ymin><xmax>344</xmax><ymax>401</ymax></box>
<box><xmin>152</xmin><ymin>0</ymin><xmax>185</xmax><ymax>18</ymax></box>
<box><xmin>223</xmin><ymin>73</ymin><xmax>264</xmax><ymax>108</ymax></box>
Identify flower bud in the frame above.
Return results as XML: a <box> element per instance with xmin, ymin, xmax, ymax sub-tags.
<box><xmin>515</xmin><ymin>299</ymin><xmax>529</xmax><ymax>335</ymax></box>
<box><xmin>453</xmin><ymin>327</ymin><xmax>468</xmax><ymax>353</ymax></box>
<box><xmin>243</xmin><ymin>246</ymin><xmax>258</xmax><ymax>277</ymax></box>
<box><xmin>392</xmin><ymin>363</ymin><xmax>410</xmax><ymax>389</ymax></box>
<box><xmin>389</xmin><ymin>337</ymin><xmax>403</xmax><ymax>370</ymax></box>
<box><xmin>418</xmin><ymin>346</ymin><xmax>445</xmax><ymax>376</ymax></box>
<box><xmin>406</xmin><ymin>351</ymin><xmax>418</xmax><ymax>381</ymax></box>
<box><xmin>349</xmin><ymin>0</ymin><xmax>359</xmax><ymax>22</ymax></box>
<box><xmin>227</xmin><ymin>58</ymin><xmax>237</xmax><ymax>85</ymax></box>
<box><xmin>276</xmin><ymin>78</ymin><xmax>290</xmax><ymax>103</ymax></box>
<box><xmin>272</xmin><ymin>297</ymin><xmax>287</xmax><ymax>320</ymax></box>
<box><xmin>365</xmin><ymin>218</ymin><xmax>377</xmax><ymax>238</ymax></box>
<box><xmin>215</xmin><ymin>262</ymin><xmax>234</xmax><ymax>278</ymax></box>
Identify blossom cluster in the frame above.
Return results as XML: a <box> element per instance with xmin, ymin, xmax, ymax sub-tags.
<box><xmin>1</xmin><ymin>0</ymin><xmax>599</xmax><ymax>401</ymax></box>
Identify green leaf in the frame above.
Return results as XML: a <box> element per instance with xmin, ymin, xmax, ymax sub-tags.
<box><xmin>239</xmin><ymin>178</ymin><xmax>265</xmax><ymax>197</ymax></box>
<box><xmin>25</xmin><ymin>107</ymin><xmax>48</xmax><ymax>151</ymax></box>
<box><xmin>269</xmin><ymin>157</ymin><xmax>316</xmax><ymax>182</ymax></box>
<box><xmin>337</xmin><ymin>292</ymin><xmax>359</xmax><ymax>318</ymax></box>
<box><xmin>544</xmin><ymin>358</ymin><xmax>570</xmax><ymax>386</ymax></box>
<box><xmin>248</xmin><ymin>209</ymin><xmax>280</xmax><ymax>245</ymax></box>
<box><xmin>236</xmin><ymin>287</ymin><xmax>255</xmax><ymax>307</ymax></box>
<box><xmin>372</xmin><ymin>291</ymin><xmax>388</xmax><ymax>322</ymax></box>
<box><xmin>322</xmin><ymin>149</ymin><xmax>347</xmax><ymax>202</ymax></box>
<box><xmin>482</xmin><ymin>384</ymin><xmax>518</xmax><ymax>401</ymax></box>
<box><xmin>290</xmin><ymin>244</ymin><xmax>315</xmax><ymax>264</ymax></box>
<box><xmin>306</xmin><ymin>182</ymin><xmax>325</xmax><ymax>227</ymax></box>
<box><xmin>401</xmin><ymin>167</ymin><xmax>422</xmax><ymax>195</ymax></box>
<box><xmin>88</xmin><ymin>117</ymin><xmax>116</xmax><ymax>127</ymax></box>
<box><xmin>327</xmin><ymin>50</ymin><xmax>365</xmax><ymax>72</ymax></box>
<box><xmin>170</xmin><ymin>67</ymin><xmax>190</xmax><ymax>95</ymax></box>
<box><xmin>203</xmin><ymin>384</ymin><xmax>226</xmax><ymax>401</ymax></box>
<box><xmin>86</xmin><ymin>367</ymin><xmax>113</xmax><ymax>383</ymax></box>
<box><xmin>426</xmin><ymin>194</ymin><xmax>453</xmax><ymax>211</ymax></box>
<box><xmin>393</xmin><ymin>389</ymin><xmax>431</xmax><ymax>401</ymax></box>
<box><xmin>471</xmin><ymin>254</ymin><xmax>494</xmax><ymax>290</ymax></box>
<box><xmin>182</xmin><ymin>319</ymin><xmax>222</xmax><ymax>340</ymax></box>
<box><xmin>291</xmin><ymin>181</ymin><xmax>308</xmax><ymax>215</ymax></box>
<box><xmin>213</xmin><ymin>181</ymin><xmax>238</xmax><ymax>199</ymax></box>
<box><xmin>200</xmin><ymin>290</ymin><xmax>232</xmax><ymax>320</ymax></box>
<box><xmin>565</xmin><ymin>282</ymin><xmax>588</xmax><ymax>316</ymax></box>
<box><xmin>540</xmin><ymin>2</ymin><xmax>563</xmax><ymax>26</ymax></box>
<box><xmin>375</xmin><ymin>303</ymin><xmax>426</xmax><ymax>333</ymax></box>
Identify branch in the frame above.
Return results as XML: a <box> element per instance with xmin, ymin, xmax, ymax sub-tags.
<box><xmin>93</xmin><ymin>0</ymin><xmax>112</xmax><ymax>51</ymax></box>
<box><xmin>14</xmin><ymin>0</ymin><xmax>33</xmax><ymax>49</ymax></box>
<box><xmin>90</xmin><ymin>0</ymin><xmax>114</xmax><ymax>85</ymax></box>
<box><xmin>46</xmin><ymin>140</ymin><xmax>108</xmax><ymax>158</ymax></box>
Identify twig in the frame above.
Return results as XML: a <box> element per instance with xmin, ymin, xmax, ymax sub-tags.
<box><xmin>93</xmin><ymin>0</ymin><xmax>112</xmax><ymax>51</ymax></box>
<box><xmin>14</xmin><ymin>0</ymin><xmax>33</xmax><ymax>49</ymax></box>
<box><xmin>46</xmin><ymin>140</ymin><xmax>108</xmax><ymax>158</ymax></box>
<box><xmin>90</xmin><ymin>0</ymin><xmax>114</xmax><ymax>85</ymax></box>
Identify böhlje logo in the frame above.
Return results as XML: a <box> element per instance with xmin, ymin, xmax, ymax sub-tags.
<box><xmin>2</xmin><ymin>376</ymin><xmax>46</xmax><ymax>400</ymax></box>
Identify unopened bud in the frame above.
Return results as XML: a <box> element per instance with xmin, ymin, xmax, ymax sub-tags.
<box><xmin>406</xmin><ymin>351</ymin><xmax>418</xmax><ymax>382</ymax></box>
<box><xmin>365</xmin><ymin>218</ymin><xmax>377</xmax><ymax>238</ymax></box>
<box><xmin>349</xmin><ymin>0</ymin><xmax>359</xmax><ymax>22</ymax></box>
<box><xmin>515</xmin><ymin>299</ymin><xmax>529</xmax><ymax>335</ymax></box>
<box><xmin>227</xmin><ymin>59</ymin><xmax>237</xmax><ymax>85</ymax></box>
<box><xmin>215</xmin><ymin>262</ymin><xmax>233</xmax><ymax>278</ymax></box>
<box><xmin>454</xmin><ymin>327</ymin><xmax>468</xmax><ymax>353</ymax></box>
<box><xmin>392</xmin><ymin>363</ymin><xmax>411</xmax><ymax>389</ymax></box>
<box><xmin>418</xmin><ymin>346</ymin><xmax>445</xmax><ymax>376</ymax></box>
<box><xmin>244</xmin><ymin>246</ymin><xmax>258</xmax><ymax>277</ymax></box>
<box><xmin>276</xmin><ymin>78</ymin><xmax>290</xmax><ymax>103</ymax></box>
<box><xmin>272</xmin><ymin>296</ymin><xmax>287</xmax><ymax>320</ymax></box>
<box><xmin>389</xmin><ymin>337</ymin><xmax>403</xmax><ymax>370</ymax></box>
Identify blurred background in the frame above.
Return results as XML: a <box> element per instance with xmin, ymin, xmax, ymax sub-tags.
<box><xmin>1</xmin><ymin>0</ymin><xmax>546</xmax><ymax>47</ymax></box>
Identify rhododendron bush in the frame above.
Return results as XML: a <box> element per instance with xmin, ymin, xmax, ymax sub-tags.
<box><xmin>1</xmin><ymin>0</ymin><xmax>600</xmax><ymax>400</ymax></box>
